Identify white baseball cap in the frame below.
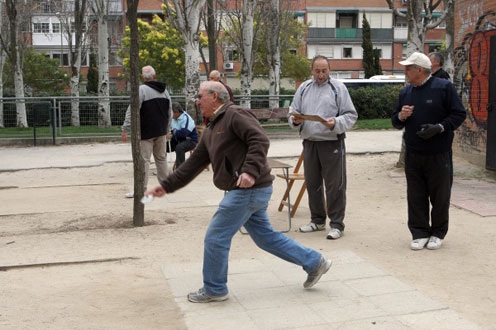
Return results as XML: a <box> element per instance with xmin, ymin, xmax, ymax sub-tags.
<box><xmin>399</xmin><ymin>52</ymin><xmax>432</xmax><ymax>70</ymax></box>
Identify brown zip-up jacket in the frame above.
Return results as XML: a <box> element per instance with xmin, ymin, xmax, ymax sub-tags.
<box><xmin>160</xmin><ymin>102</ymin><xmax>274</xmax><ymax>193</ymax></box>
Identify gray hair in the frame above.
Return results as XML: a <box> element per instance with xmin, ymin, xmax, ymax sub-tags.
<box><xmin>413</xmin><ymin>64</ymin><xmax>431</xmax><ymax>74</ymax></box>
<box><xmin>429</xmin><ymin>52</ymin><xmax>444</xmax><ymax>66</ymax></box>
<box><xmin>201</xmin><ymin>81</ymin><xmax>229</xmax><ymax>102</ymax></box>
<box><xmin>142</xmin><ymin>65</ymin><xmax>156</xmax><ymax>79</ymax></box>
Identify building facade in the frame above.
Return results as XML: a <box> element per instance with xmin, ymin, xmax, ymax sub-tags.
<box><xmin>452</xmin><ymin>0</ymin><xmax>496</xmax><ymax>170</ymax></box>
<box><xmin>29</xmin><ymin>0</ymin><xmax>446</xmax><ymax>91</ymax></box>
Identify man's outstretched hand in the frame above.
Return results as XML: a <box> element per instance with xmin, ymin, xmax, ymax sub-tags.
<box><xmin>145</xmin><ymin>185</ymin><xmax>166</xmax><ymax>197</ymax></box>
<box><xmin>416</xmin><ymin>124</ymin><xmax>443</xmax><ymax>140</ymax></box>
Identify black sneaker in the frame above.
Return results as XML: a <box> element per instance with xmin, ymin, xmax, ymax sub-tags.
<box><xmin>303</xmin><ymin>256</ymin><xmax>332</xmax><ymax>288</ymax></box>
<box><xmin>187</xmin><ymin>288</ymin><xmax>229</xmax><ymax>303</ymax></box>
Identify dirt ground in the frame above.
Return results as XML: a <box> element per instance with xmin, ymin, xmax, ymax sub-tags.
<box><xmin>0</xmin><ymin>152</ymin><xmax>495</xmax><ymax>330</ymax></box>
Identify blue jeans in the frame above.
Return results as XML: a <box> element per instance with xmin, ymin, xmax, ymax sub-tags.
<box><xmin>202</xmin><ymin>185</ymin><xmax>322</xmax><ymax>296</ymax></box>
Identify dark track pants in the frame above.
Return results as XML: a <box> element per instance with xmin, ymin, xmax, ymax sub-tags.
<box><xmin>405</xmin><ymin>150</ymin><xmax>453</xmax><ymax>239</ymax></box>
<box><xmin>303</xmin><ymin>139</ymin><xmax>346</xmax><ymax>231</ymax></box>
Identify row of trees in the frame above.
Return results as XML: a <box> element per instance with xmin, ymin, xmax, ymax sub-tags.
<box><xmin>0</xmin><ymin>0</ymin><xmax>455</xmax><ymax>132</ymax></box>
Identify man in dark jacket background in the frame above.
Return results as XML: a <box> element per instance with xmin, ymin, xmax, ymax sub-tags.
<box><xmin>122</xmin><ymin>65</ymin><xmax>171</xmax><ymax>197</ymax></box>
<box><xmin>392</xmin><ymin>52</ymin><xmax>466</xmax><ymax>251</ymax></box>
<box><xmin>428</xmin><ymin>52</ymin><xmax>451</xmax><ymax>80</ymax></box>
<box><xmin>146</xmin><ymin>81</ymin><xmax>331</xmax><ymax>303</ymax></box>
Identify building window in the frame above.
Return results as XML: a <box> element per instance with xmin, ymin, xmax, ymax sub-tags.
<box><xmin>395</xmin><ymin>16</ymin><xmax>408</xmax><ymax>28</ymax></box>
<box><xmin>402</xmin><ymin>44</ymin><xmax>407</xmax><ymax>58</ymax></box>
<box><xmin>34</xmin><ymin>23</ymin><xmax>50</xmax><ymax>33</ymax></box>
<box><xmin>226</xmin><ymin>49</ymin><xmax>239</xmax><ymax>61</ymax></box>
<box><xmin>428</xmin><ymin>44</ymin><xmax>442</xmax><ymax>53</ymax></box>
<box><xmin>70</xmin><ymin>22</ymin><xmax>87</xmax><ymax>33</ymax></box>
<box><xmin>343</xmin><ymin>47</ymin><xmax>353</xmax><ymax>58</ymax></box>
<box><xmin>337</xmin><ymin>13</ymin><xmax>357</xmax><ymax>28</ymax></box>
<box><xmin>62</xmin><ymin>53</ymin><xmax>69</xmax><ymax>66</ymax></box>
<box><xmin>52</xmin><ymin>53</ymin><xmax>60</xmax><ymax>63</ymax></box>
<box><xmin>52</xmin><ymin>23</ymin><xmax>60</xmax><ymax>33</ymax></box>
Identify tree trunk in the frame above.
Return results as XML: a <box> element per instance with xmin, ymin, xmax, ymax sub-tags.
<box><xmin>165</xmin><ymin>0</ymin><xmax>205</xmax><ymax>121</ymax></box>
<box><xmin>240</xmin><ymin>0</ymin><xmax>256</xmax><ymax>109</ymax></box>
<box><xmin>266</xmin><ymin>0</ymin><xmax>280</xmax><ymax>109</ymax></box>
<box><xmin>0</xmin><ymin>50</ymin><xmax>5</xmax><ymax>128</ymax></box>
<box><xmin>14</xmin><ymin>44</ymin><xmax>27</xmax><ymax>127</ymax></box>
<box><xmin>184</xmin><ymin>40</ymin><xmax>202</xmax><ymax>120</ymax></box>
<box><xmin>126</xmin><ymin>0</ymin><xmax>145</xmax><ymax>227</ymax></box>
<box><xmin>70</xmin><ymin>57</ymin><xmax>81</xmax><ymax>127</ymax></box>
<box><xmin>206</xmin><ymin>0</ymin><xmax>217</xmax><ymax>73</ymax></box>
<box><xmin>6</xmin><ymin>0</ymin><xmax>27</xmax><ymax>127</ymax></box>
<box><xmin>97</xmin><ymin>3</ymin><xmax>111</xmax><ymax>128</ymax></box>
<box><xmin>444</xmin><ymin>0</ymin><xmax>455</xmax><ymax>81</ymax></box>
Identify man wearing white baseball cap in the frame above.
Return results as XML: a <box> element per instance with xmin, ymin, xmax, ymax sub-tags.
<box><xmin>392</xmin><ymin>52</ymin><xmax>466</xmax><ymax>251</ymax></box>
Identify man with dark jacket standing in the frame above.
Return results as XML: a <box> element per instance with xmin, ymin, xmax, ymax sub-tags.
<box><xmin>146</xmin><ymin>81</ymin><xmax>331</xmax><ymax>303</ymax></box>
<box><xmin>428</xmin><ymin>52</ymin><xmax>451</xmax><ymax>80</ymax></box>
<box><xmin>122</xmin><ymin>65</ymin><xmax>171</xmax><ymax>197</ymax></box>
<box><xmin>392</xmin><ymin>52</ymin><xmax>466</xmax><ymax>250</ymax></box>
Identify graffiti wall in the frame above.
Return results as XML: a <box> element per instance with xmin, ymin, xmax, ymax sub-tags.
<box><xmin>453</xmin><ymin>1</ymin><xmax>496</xmax><ymax>165</ymax></box>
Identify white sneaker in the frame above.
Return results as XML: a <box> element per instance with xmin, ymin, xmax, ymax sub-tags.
<box><xmin>426</xmin><ymin>236</ymin><xmax>443</xmax><ymax>250</ymax></box>
<box><xmin>125</xmin><ymin>191</ymin><xmax>134</xmax><ymax>198</ymax></box>
<box><xmin>410</xmin><ymin>238</ymin><xmax>429</xmax><ymax>250</ymax></box>
<box><xmin>326</xmin><ymin>228</ymin><xmax>343</xmax><ymax>240</ymax></box>
<box><xmin>299</xmin><ymin>223</ymin><xmax>325</xmax><ymax>233</ymax></box>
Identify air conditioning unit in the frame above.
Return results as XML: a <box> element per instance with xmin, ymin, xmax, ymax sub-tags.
<box><xmin>223</xmin><ymin>62</ymin><xmax>234</xmax><ymax>70</ymax></box>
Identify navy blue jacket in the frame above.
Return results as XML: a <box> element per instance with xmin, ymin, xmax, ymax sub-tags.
<box><xmin>392</xmin><ymin>77</ymin><xmax>466</xmax><ymax>154</ymax></box>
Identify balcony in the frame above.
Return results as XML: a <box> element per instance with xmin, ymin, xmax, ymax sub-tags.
<box><xmin>335</xmin><ymin>28</ymin><xmax>357</xmax><ymax>38</ymax></box>
<box><xmin>307</xmin><ymin>28</ymin><xmax>393</xmax><ymax>42</ymax></box>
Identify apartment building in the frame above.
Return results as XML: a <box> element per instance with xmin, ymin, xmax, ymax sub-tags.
<box><xmin>29</xmin><ymin>0</ymin><xmax>446</xmax><ymax>91</ymax></box>
<box><xmin>30</xmin><ymin>0</ymin><xmax>127</xmax><ymax>92</ymax></box>
<box><xmin>305</xmin><ymin>0</ymin><xmax>446</xmax><ymax>78</ymax></box>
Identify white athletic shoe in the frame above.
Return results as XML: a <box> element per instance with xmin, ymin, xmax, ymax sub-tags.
<box><xmin>426</xmin><ymin>236</ymin><xmax>443</xmax><ymax>250</ymax></box>
<box><xmin>410</xmin><ymin>238</ymin><xmax>429</xmax><ymax>250</ymax></box>
<box><xmin>299</xmin><ymin>223</ymin><xmax>325</xmax><ymax>233</ymax></box>
<box><xmin>326</xmin><ymin>228</ymin><xmax>343</xmax><ymax>240</ymax></box>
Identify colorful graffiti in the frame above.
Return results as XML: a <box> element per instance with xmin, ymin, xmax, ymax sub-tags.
<box><xmin>454</xmin><ymin>11</ymin><xmax>496</xmax><ymax>129</ymax></box>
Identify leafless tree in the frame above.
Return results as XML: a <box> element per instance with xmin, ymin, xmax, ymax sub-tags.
<box><xmin>0</xmin><ymin>0</ymin><xmax>7</xmax><ymax>128</ymax></box>
<box><xmin>1</xmin><ymin>0</ymin><xmax>30</xmax><ymax>127</ymax></box>
<box><xmin>54</xmin><ymin>0</ymin><xmax>90</xmax><ymax>126</ymax></box>
<box><xmin>220</xmin><ymin>0</ymin><xmax>261</xmax><ymax>108</ymax></box>
<box><xmin>163</xmin><ymin>0</ymin><xmax>206</xmax><ymax>118</ymax></box>
<box><xmin>90</xmin><ymin>0</ymin><xmax>112</xmax><ymax>128</ymax></box>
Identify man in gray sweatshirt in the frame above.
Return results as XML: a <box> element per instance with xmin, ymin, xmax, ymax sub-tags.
<box><xmin>289</xmin><ymin>55</ymin><xmax>358</xmax><ymax>240</ymax></box>
<box><xmin>121</xmin><ymin>65</ymin><xmax>172</xmax><ymax>197</ymax></box>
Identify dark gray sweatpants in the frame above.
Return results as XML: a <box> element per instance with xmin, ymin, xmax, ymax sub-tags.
<box><xmin>303</xmin><ymin>139</ymin><xmax>347</xmax><ymax>231</ymax></box>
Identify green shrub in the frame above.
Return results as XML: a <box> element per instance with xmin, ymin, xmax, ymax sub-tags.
<box><xmin>349</xmin><ymin>85</ymin><xmax>401</xmax><ymax>119</ymax></box>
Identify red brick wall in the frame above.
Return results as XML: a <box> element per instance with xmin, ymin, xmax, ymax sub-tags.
<box><xmin>453</xmin><ymin>0</ymin><xmax>496</xmax><ymax>166</ymax></box>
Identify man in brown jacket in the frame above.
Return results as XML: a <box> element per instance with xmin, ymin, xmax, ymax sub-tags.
<box><xmin>146</xmin><ymin>81</ymin><xmax>331</xmax><ymax>303</ymax></box>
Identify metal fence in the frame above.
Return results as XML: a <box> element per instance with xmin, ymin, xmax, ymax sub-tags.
<box><xmin>0</xmin><ymin>95</ymin><xmax>293</xmax><ymax>143</ymax></box>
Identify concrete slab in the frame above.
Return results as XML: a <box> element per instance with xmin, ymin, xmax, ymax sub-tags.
<box><xmin>161</xmin><ymin>251</ymin><xmax>483</xmax><ymax>330</ymax></box>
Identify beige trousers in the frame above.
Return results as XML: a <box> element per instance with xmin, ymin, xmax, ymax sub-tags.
<box><xmin>140</xmin><ymin>135</ymin><xmax>169</xmax><ymax>190</ymax></box>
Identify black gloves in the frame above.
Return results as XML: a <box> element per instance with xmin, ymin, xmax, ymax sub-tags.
<box><xmin>416</xmin><ymin>124</ymin><xmax>443</xmax><ymax>140</ymax></box>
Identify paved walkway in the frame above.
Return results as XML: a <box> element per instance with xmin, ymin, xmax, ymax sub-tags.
<box><xmin>162</xmin><ymin>252</ymin><xmax>482</xmax><ymax>330</ymax></box>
